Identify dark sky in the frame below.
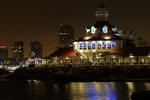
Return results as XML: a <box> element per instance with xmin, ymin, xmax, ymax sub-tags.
<box><xmin>0</xmin><ymin>0</ymin><xmax>150</xmax><ymax>57</ymax></box>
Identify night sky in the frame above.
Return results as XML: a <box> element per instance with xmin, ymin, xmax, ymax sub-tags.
<box><xmin>0</xmin><ymin>0</ymin><xmax>150</xmax><ymax>57</ymax></box>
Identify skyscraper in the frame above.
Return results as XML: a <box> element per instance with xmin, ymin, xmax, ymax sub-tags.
<box><xmin>95</xmin><ymin>4</ymin><xmax>109</xmax><ymax>21</ymax></box>
<box><xmin>11</xmin><ymin>40</ymin><xmax>24</xmax><ymax>61</ymax></box>
<box><xmin>30</xmin><ymin>41</ymin><xmax>43</xmax><ymax>58</ymax></box>
<box><xmin>58</xmin><ymin>24</ymin><xmax>74</xmax><ymax>47</ymax></box>
<box><xmin>0</xmin><ymin>45</ymin><xmax>8</xmax><ymax>59</ymax></box>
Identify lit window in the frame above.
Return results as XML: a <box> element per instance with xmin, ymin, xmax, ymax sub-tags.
<box><xmin>91</xmin><ymin>26</ymin><xmax>97</xmax><ymax>34</ymax></box>
<box><xmin>98</xmin><ymin>43</ymin><xmax>101</xmax><ymax>49</ymax></box>
<box><xmin>88</xmin><ymin>43</ymin><xmax>91</xmax><ymax>49</ymax></box>
<box><xmin>80</xmin><ymin>43</ymin><xmax>83</xmax><ymax>49</ymax></box>
<box><xmin>92</xmin><ymin>43</ymin><xmax>96</xmax><ymax>49</ymax></box>
<box><xmin>102</xmin><ymin>42</ymin><xmax>106</xmax><ymax>49</ymax></box>
<box><xmin>112</xmin><ymin>42</ymin><xmax>117</xmax><ymax>47</ymax></box>
<box><xmin>102</xmin><ymin>25</ymin><xmax>108</xmax><ymax>33</ymax></box>
<box><xmin>83</xmin><ymin>43</ymin><xmax>86</xmax><ymax>49</ymax></box>
<box><xmin>107</xmin><ymin>43</ymin><xmax>111</xmax><ymax>49</ymax></box>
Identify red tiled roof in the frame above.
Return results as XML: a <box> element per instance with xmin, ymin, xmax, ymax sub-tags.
<box><xmin>49</xmin><ymin>47</ymin><xmax>77</xmax><ymax>57</ymax></box>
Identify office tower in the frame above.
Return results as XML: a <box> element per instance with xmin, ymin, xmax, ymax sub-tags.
<box><xmin>11</xmin><ymin>40</ymin><xmax>24</xmax><ymax>61</ymax></box>
<box><xmin>30</xmin><ymin>41</ymin><xmax>43</xmax><ymax>58</ymax></box>
<box><xmin>95</xmin><ymin>4</ymin><xmax>109</xmax><ymax>21</ymax></box>
<box><xmin>58</xmin><ymin>24</ymin><xmax>74</xmax><ymax>47</ymax></box>
<box><xmin>0</xmin><ymin>45</ymin><xmax>8</xmax><ymax>59</ymax></box>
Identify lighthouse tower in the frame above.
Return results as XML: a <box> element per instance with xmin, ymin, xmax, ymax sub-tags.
<box><xmin>95</xmin><ymin>4</ymin><xmax>109</xmax><ymax>21</ymax></box>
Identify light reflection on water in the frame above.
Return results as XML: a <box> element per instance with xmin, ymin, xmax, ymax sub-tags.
<box><xmin>69</xmin><ymin>82</ymin><xmax>118</xmax><ymax>100</ymax></box>
<box><xmin>0</xmin><ymin>81</ymin><xmax>150</xmax><ymax>100</ymax></box>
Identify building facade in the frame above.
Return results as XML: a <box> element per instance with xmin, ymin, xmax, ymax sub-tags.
<box><xmin>58</xmin><ymin>24</ymin><xmax>74</xmax><ymax>47</ymax></box>
<box><xmin>30</xmin><ymin>41</ymin><xmax>43</xmax><ymax>58</ymax></box>
<box><xmin>0</xmin><ymin>45</ymin><xmax>8</xmax><ymax>59</ymax></box>
<box><xmin>11</xmin><ymin>40</ymin><xmax>24</xmax><ymax>61</ymax></box>
<box><xmin>73</xmin><ymin>5</ymin><xmax>134</xmax><ymax>60</ymax></box>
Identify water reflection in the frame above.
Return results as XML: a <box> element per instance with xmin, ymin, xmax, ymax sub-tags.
<box><xmin>0</xmin><ymin>81</ymin><xmax>150</xmax><ymax>100</ymax></box>
<box><xmin>69</xmin><ymin>82</ymin><xmax>118</xmax><ymax>100</ymax></box>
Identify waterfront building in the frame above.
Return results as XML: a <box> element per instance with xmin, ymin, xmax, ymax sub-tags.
<box><xmin>47</xmin><ymin>4</ymin><xmax>150</xmax><ymax>66</ymax></box>
<box><xmin>11</xmin><ymin>40</ymin><xmax>24</xmax><ymax>61</ymax></box>
<box><xmin>73</xmin><ymin>5</ymin><xmax>135</xmax><ymax>60</ymax></box>
<box><xmin>30</xmin><ymin>41</ymin><xmax>43</xmax><ymax>58</ymax></box>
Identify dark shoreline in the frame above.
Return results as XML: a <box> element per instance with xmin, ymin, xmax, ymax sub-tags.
<box><xmin>3</xmin><ymin>65</ymin><xmax>150</xmax><ymax>82</ymax></box>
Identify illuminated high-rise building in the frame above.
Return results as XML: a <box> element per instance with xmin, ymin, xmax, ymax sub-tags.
<box><xmin>11</xmin><ymin>40</ymin><xmax>24</xmax><ymax>61</ymax></box>
<box><xmin>95</xmin><ymin>4</ymin><xmax>109</xmax><ymax>21</ymax></box>
<box><xmin>0</xmin><ymin>45</ymin><xmax>8</xmax><ymax>59</ymax></box>
<box><xmin>30</xmin><ymin>41</ymin><xmax>43</xmax><ymax>58</ymax></box>
<box><xmin>58</xmin><ymin>24</ymin><xmax>74</xmax><ymax>47</ymax></box>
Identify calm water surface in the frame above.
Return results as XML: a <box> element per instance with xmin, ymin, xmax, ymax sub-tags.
<box><xmin>0</xmin><ymin>80</ymin><xmax>150</xmax><ymax>100</ymax></box>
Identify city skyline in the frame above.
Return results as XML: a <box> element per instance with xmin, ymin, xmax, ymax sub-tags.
<box><xmin>0</xmin><ymin>0</ymin><xmax>150</xmax><ymax>57</ymax></box>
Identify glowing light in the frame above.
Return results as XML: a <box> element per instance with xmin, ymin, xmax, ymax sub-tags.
<box><xmin>85</xmin><ymin>28</ymin><xmax>91</xmax><ymax>33</ymax></box>
<box><xmin>59</xmin><ymin>33</ymin><xmax>67</xmax><ymax>35</ymax></box>
<box><xmin>129</xmin><ymin>54</ymin><xmax>134</xmax><ymax>58</ymax></box>
<box><xmin>112</xmin><ymin>26</ymin><xmax>118</xmax><ymax>32</ymax></box>
<box><xmin>0</xmin><ymin>46</ymin><xmax>7</xmax><ymax>48</ymax></box>
<box><xmin>91</xmin><ymin>26</ymin><xmax>97</xmax><ymax>34</ymax></box>
<box><xmin>35</xmin><ymin>59</ymin><xmax>40</xmax><ymax>65</ymax></box>
<box><xmin>80</xmin><ymin>50</ymin><xmax>84</xmax><ymax>52</ymax></box>
<box><xmin>84</xmin><ymin>36</ymin><xmax>92</xmax><ymax>40</ymax></box>
<box><xmin>103</xmin><ymin>36</ymin><xmax>111</xmax><ymax>40</ymax></box>
<box><xmin>148</xmin><ymin>54</ymin><xmax>150</xmax><ymax>58</ymax></box>
<box><xmin>73</xmin><ymin>42</ymin><xmax>77</xmax><ymax>45</ymax></box>
<box><xmin>112</xmin><ymin>56</ymin><xmax>116</xmax><ymax>59</ymax></box>
<box><xmin>92</xmin><ymin>50</ymin><xmax>96</xmax><ymax>52</ymax></box>
<box><xmin>66</xmin><ymin>57</ymin><xmax>69</xmax><ymax>60</ymax></box>
<box><xmin>102</xmin><ymin>25</ymin><xmax>108</xmax><ymax>33</ymax></box>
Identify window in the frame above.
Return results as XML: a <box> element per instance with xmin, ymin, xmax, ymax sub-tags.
<box><xmin>92</xmin><ymin>43</ymin><xmax>96</xmax><ymax>49</ymax></box>
<box><xmin>102</xmin><ymin>42</ymin><xmax>106</xmax><ymax>49</ymax></box>
<box><xmin>88</xmin><ymin>43</ymin><xmax>91</xmax><ymax>49</ymax></box>
<box><xmin>107</xmin><ymin>43</ymin><xmax>111</xmax><ymax>49</ymax></box>
<box><xmin>83</xmin><ymin>43</ymin><xmax>86</xmax><ymax>49</ymax></box>
<box><xmin>80</xmin><ymin>43</ymin><xmax>83</xmax><ymax>49</ymax></box>
<box><xmin>112</xmin><ymin>42</ymin><xmax>117</xmax><ymax>47</ymax></box>
<box><xmin>98</xmin><ymin>43</ymin><xmax>101</xmax><ymax>49</ymax></box>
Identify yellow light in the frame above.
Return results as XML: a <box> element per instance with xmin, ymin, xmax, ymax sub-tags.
<box><xmin>92</xmin><ymin>49</ymin><xmax>96</xmax><ymax>52</ymax></box>
<box><xmin>103</xmin><ymin>36</ymin><xmax>111</xmax><ymax>40</ymax></box>
<box><xmin>84</xmin><ymin>36</ymin><xmax>92</xmax><ymax>40</ymax></box>
<box><xmin>80</xmin><ymin>50</ymin><xmax>84</xmax><ymax>52</ymax></box>
<box><xmin>129</xmin><ymin>54</ymin><xmax>134</xmax><ymax>58</ymax></box>
<box><xmin>73</xmin><ymin>42</ymin><xmax>77</xmax><ymax>45</ymax></box>
<box><xmin>112</xmin><ymin>55</ymin><xmax>116</xmax><ymax>59</ymax></box>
